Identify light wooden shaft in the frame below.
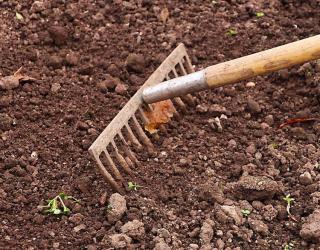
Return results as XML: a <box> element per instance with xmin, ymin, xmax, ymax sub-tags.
<box><xmin>205</xmin><ymin>35</ymin><xmax>320</xmax><ymax>87</ymax></box>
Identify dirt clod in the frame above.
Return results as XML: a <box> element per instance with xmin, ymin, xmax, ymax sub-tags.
<box><xmin>65</xmin><ymin>51</ymin><xmax>80</xmax><ymax>66</ymax></box>
<box><xmin>230</xmin><ymin>175</ymin><xmax>282</xmax><ymax>201</ymax></box>
<box><xmin>248</xmin><ymin>218</ymin><xmax>269</xmax><ymax>236</ymax></box>
<box><xmin>125</xmin><ymin>53</ymin><xmax>146</xmax><ymax>73</ymax></box>
<box><xmin>300</xmin><ymin>209</ymin><xmax>320</xmax><ymax>243</ymax></box>
<box><xmin>107</xmin><ymin>193</ymin><xmax>127</xmax><ymax>224</ymax></box>
<box><xmin>48</xmin><ymin>26</ymin><xmax>68</xmax><ymax>46</ymax></box>
<box><xmin>106</xmin><ymin>233</ymin><xmax>132</xmax><ymax>249</ymax></box>
<box><xmin>120</xmin><ymin>220</ymin><xmax>145</xmax><ymax>239</ymax></box>
<box><xmin>199</xmin><ymin>219</ymin><xmax>214</xmax><ymax>244</ymax></box>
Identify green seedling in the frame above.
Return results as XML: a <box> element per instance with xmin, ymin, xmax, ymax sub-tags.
<box><xmin>226</xmin><ymin>29</ymin><xmax>238</xmax><ymax>36</ymax></box>
<box><xmin>284</xmin><ymin>242</ymin><xmax>294</xmax><ymax>250</ymax></box>
<box><xmin>15</xmin><ymin>12</ymin><xmax>23</xmax><ymax>21</ymax></box>
<box><xmin>106</xmin><ymin>204</ymin><xmax>113</xmax><ymax>212</ymax></box>
<box><xmin>41</xmin><ymin>192</ymin><xmax>80</xmax><ymax>215</ymax></box>
<box><xmin>283</xmin><ymin>194</ymin><xmax>294</xmax><ymax>215</ymax></box>
<box><xmin>241</xmin><ymin>209</ymin><xmax>251</xmax><ymax>217</ymax></box>
<box><xmin>128</xmin><ymin>181</ymin><xmax>142</xmax><ymax>191</ymax></box>
<box><xmin>270</xmin><ymin>142</ymin><xmax>279</xmax><ymax>149</ymax></box>
<box><xmin>256</xmin><ymin>12</ymin><xmax>265</xmax><ymax>17</ymax></box>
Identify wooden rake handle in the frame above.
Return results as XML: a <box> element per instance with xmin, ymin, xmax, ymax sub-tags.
<box><xmin>143</xmin><ymin>35</ymin><xmax>320</xmax><ymax>103</ymax></box>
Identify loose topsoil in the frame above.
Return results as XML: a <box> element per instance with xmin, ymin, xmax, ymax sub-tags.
<box><xmin>1</xmin><ymin>0</ymin><xmax>320</xmax><ymax>249</ymax></box>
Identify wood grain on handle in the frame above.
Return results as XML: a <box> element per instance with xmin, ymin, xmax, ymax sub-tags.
<box><xmin>205</xmin><ymin>35</ymin><xmax>320</xmax><ymax>87</ymax></box>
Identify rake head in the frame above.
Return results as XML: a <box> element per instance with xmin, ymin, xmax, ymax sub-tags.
<box><xmin>89</xmin><ymin>44</ymin><xmax>196</xmax><ymax>193</ymax></box>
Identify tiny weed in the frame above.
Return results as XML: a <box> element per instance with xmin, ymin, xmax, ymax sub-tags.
<box><xmin>226</xmin><ymin>29</ymin><xmax>238</xmax><ymax>36</ymax></box>
<box><xmin>270</xmin><ymin>142</ymin><xmax>279</xmax><ymax>149</ymax></box>
<box><xmin>283</xmin><ymin>194</ymin><xmax>294</xmax><ymax>215</ymax></box>
<box><xmin>241</xmin><ymin>209</ymin><xmax>251</xmax><ymax>217</ymax></box>
<box><xmin>256</xmin><ymin>12</ymin><xmax>265</xmax><ymax>17</ymax></box>
<box><xmin>106</xmin><ymin>204</ymin><xmax>113</xmax><ymax>212</ymax></box>
<box><xmin>15</xmin><ymin>12</ymin><xmax>23</xmax><ymax>21</ymax></box>
<box><xmin>40</xmin><ymin>192</ymin><xmax>80</xmax><ymax>216</ymax></box>
<box><xmin>128</xmin><ymin>182</ymin><xmax>142</xmax><ymax>191</ymax></box>
<box><xmin>284</xmin><ymin>242</ymin><xmax>294</xmax><ymax>250</ymax></box>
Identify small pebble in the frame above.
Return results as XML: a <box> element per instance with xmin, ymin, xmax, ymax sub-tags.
<box><xmin>246</xmin><ymin>82</ymin><xmax>256</xmax><ymax>88</ymax></box>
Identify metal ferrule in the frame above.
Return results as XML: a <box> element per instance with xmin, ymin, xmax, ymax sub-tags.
<box><xmin>142</xmin><ymin>70</ymin><xmax>207</xmax><ymax>103</ymax></box>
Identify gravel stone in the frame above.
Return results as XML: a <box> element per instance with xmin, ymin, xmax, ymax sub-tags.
<box><xmin>247</xmin><ymin>99</ymin><xmax>261</xmax><ymax>114</ymax></box>
<box><xmin>299</xmin><ymin>171</ymin><xmax>313</xmax><ymax>185</ymax></box>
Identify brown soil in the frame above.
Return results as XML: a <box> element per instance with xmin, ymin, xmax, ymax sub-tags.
<box><xmin>1</xmin><ymin>0</ymin><xmax>320</xmax><ymax>249</ymax></box>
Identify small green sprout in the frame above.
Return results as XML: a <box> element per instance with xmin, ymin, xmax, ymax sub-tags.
<box><xmin>226</xmin><ymin>29</ymin><xmax>238</xmax><ymax>36</ymax></box>
<box><xmin>106</xmin><ymin>204</ymin><xmax>113</xmax><ymax>212</ymax></box>
<box><xmin>41</xmin><ymin>192</ymin><xmax>79</xmax><ymax>216</ymax></box>
<box><xmin>284</xmin><ymin>242</ymin><xmax>294</xmax><ymax>250</ymax></box>
<box><xmin>283</xmin><ymin>194</ymin><xmax>294</xmax><ymax>215</ymax></box>
<box><xmin>128</xmin><ymin>182</ymin><xmax>142</xmax><ymax>191</ymax></box>
<box><xmin>15</xmin><ymin>12</ymin><xmax>24</xmax><ymax>21</ymax></box>
<box><xmin>256</xmin><ymin>12</ymin><xmax>265</xmax><ymax>17</ymax></box>
<box><xmin>270</xmin><ymin>142</ymin><xmax>279</xmax><ymax>149</ymax></box>
<box><xmin>241</xmin><ymin>209</ymin><xmax>251</xmax><ymax>217</ymax></box>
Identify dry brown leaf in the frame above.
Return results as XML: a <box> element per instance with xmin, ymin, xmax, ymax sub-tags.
<box><xmin>279</xmin><ymin>117</ymin><xmax>319</xmax><ymax>129</ymax></box>
<box><xmin>159</xmin><ymin>7</ymin><xmax>169</xmax><ymax>23</ymax></box>
<box><xmin>144</xmin><ymin>100</ymin><xmax>175</xmax><ymax>134</ymax></box>
<box><xmin>0</xmin><ymin>67</ymin><xmax>36</xmax><ymax>90</ymax></box>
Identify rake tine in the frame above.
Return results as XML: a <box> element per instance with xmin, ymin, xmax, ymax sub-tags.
<box><xmin>165</xmin><ymin>75</ymin><xmax>186</xmax><ymax>114</ymax></box>
<box><xmin>138</xmin><ymin>107</ymin><xmax>149</xmax><ymax>124</ymax></box>
<box><xmin>174</xmin><ymin>64</ymin><xmax>195</xmax><ymax>106</ymax></box>
<box><xmin>93</xmin><ymin>154</ymin><xmax>123</xmax><ymax>193</ymax></box>
<box><xmin>103</xmin><ymin>149</ymin><xmax>124</xmax><ymax>181</ymax></box>
<box><xmin>111</xmin><ymin>140</ymin><xmax>134</xmax><ymax>176</ymax></box>
<box><xmin>118</xmin><ymin>131</ymin><xmax>140</xmax><ymax>166</ymax></box>
<box><xmin>124</xmin><ymin>123</ymin><xmax>143</xmax><ymax>149</ymax></box>
<box><xmin>131</xmin><ymin>115</ymin><xmax>154</xmax><ymax>152</ymax></box>
<box><xmin>183</xmin><ymin>55</ymin><xmax>195</xmax><ymax>73</ymax></box>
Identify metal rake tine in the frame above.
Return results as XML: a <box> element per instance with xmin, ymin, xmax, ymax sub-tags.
<box><xmin>131</xmin><ymin>115</ymin><xmax>154</xmax><ymax>152</ymax></box>
<box><xmin>93</xmin><ymin>154</ymin><xmax>123</xmax><ymax>193</ymax></box>
<box><xmin>111</xmin><ymin>140</ymin><xmax>134</xmax><ymax>176</ymax></box>
<box><xmin>166</xmin><ymin>74</ymin><xmax>186</xmax><ymax>114</ymax></box>
<box><xmin>103</xmin><ymin>149</ymin><xmax>124</xmax><ymax>182</ymax></box>
<box><xmin>118</xmin><ymin>131</ymin><xmax>140</xmax><ymax>166</ymax></box>
<box><xmin>124</xmin><ymin>123</ymin><xmax>143</xmax><ymax>149</ymax></box>
<box><xmin>174</xmin><ymin>63</ymin><xmax>195</xmax><ymax>106</ymax></box>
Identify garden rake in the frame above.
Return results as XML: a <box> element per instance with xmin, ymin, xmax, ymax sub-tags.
<box><xmin>89</xmin><ymin>35</ymin><xmax>320</xmax><ymax>193</ymax></box>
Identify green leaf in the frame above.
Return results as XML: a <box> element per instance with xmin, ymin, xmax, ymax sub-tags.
<box><xmin>15</xmin><ymin>12</ymin><xmax>24</xmax><ymax>21</ymax></box>
<box><xmin>53</xmin><ymin>208</ymin><xmax>62</xmax><ymax>215</ymax></box>
<box><xmin>241</xmin><ymin>209</ymin><xmax>251</xmax><ymax>217</ymax></box>
<box><xmin>226</xmin><ymin>29</ymin><xmax>237</xmax><ymax>36</ymax></box>
<box><xmin>256</xmin><ymin>12</ymin><xmax>265</xmax><ymax>17</ymax></box>
<box><xmin>63</xmin><ymin>206</ymin><xmax>71</xmax><ymax>214</ymax></box>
